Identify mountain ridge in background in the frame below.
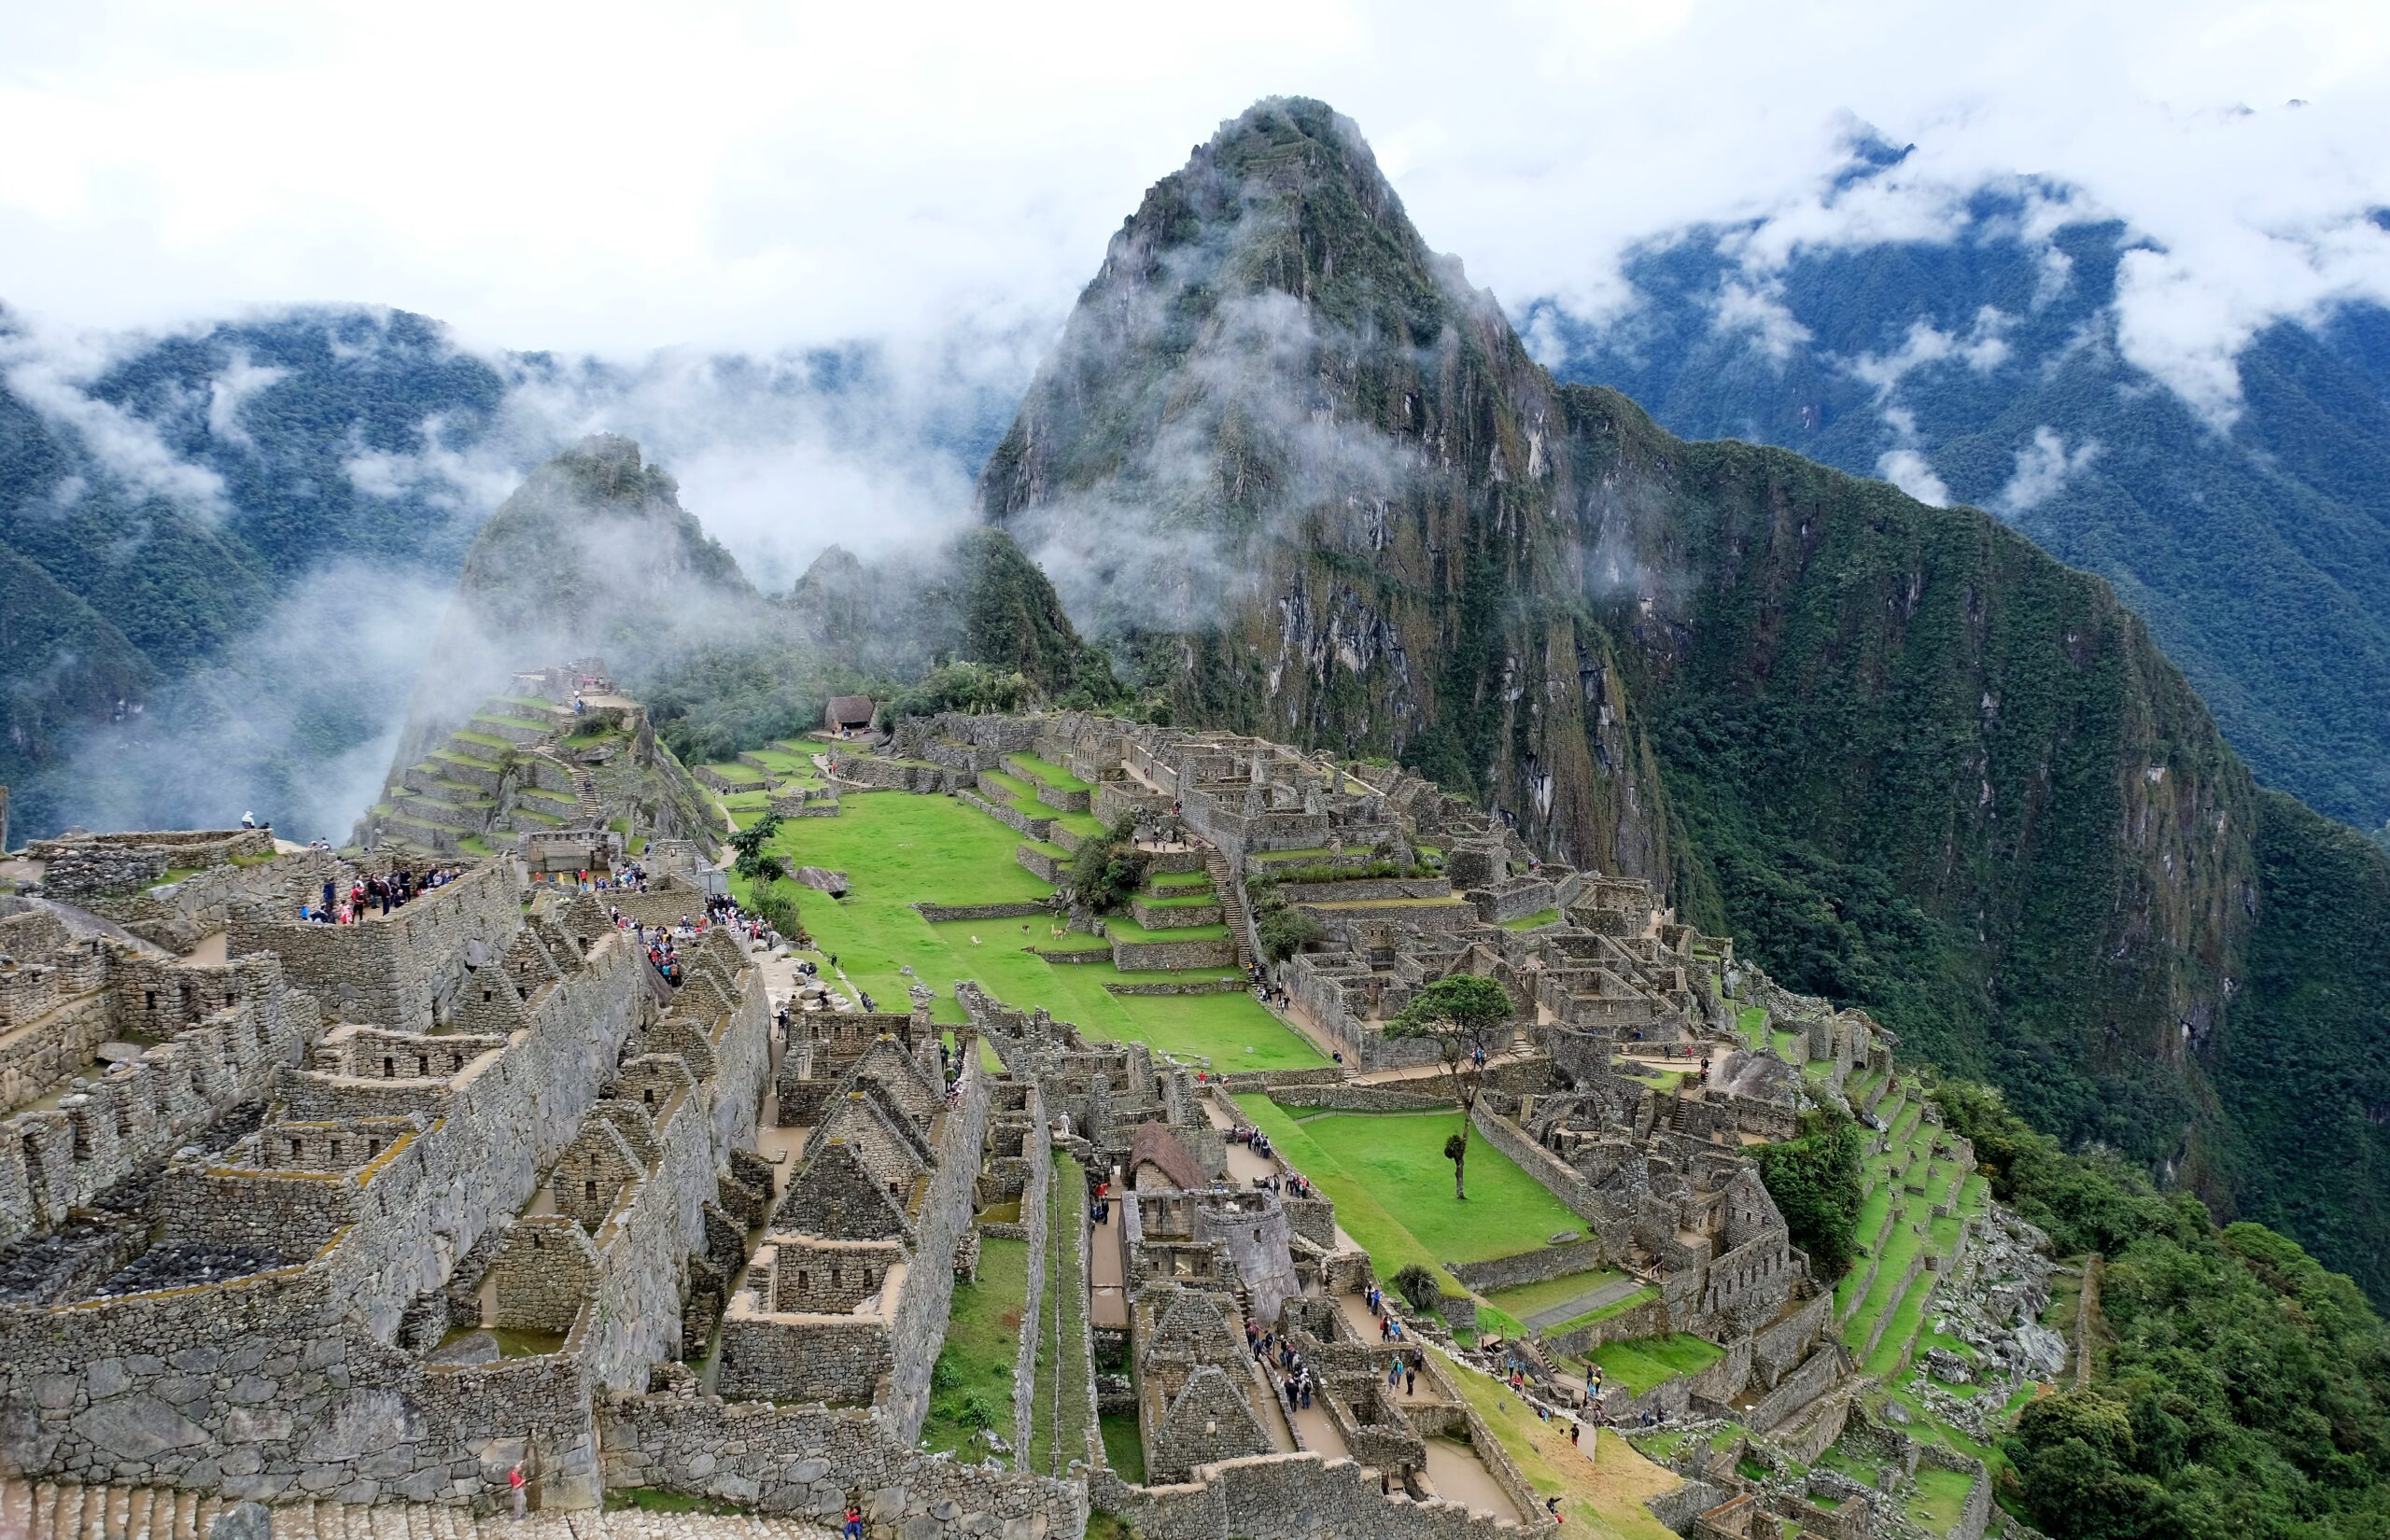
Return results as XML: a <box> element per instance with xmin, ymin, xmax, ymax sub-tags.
<box><xmin>1527</xmin><ymin>142</ymin><xmax>2390</xmax><ymax>840</ymax></box>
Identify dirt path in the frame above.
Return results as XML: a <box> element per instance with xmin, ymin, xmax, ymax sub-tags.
<box><xmin>1090</xmin><ymin>1186</ymin><xmax>1129</xmax><ymax>1330</ymax></box>
<box><xmin>1423</xmin><ymin>1435</ymin><xmax>1525</xmax><ymax>1521</ymax></box>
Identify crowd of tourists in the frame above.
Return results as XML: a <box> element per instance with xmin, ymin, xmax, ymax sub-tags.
<box><xmin>298</xmin><ymin>865</ymin><xmax>466</xmax><ymax>924</ymax></box>
<box><xmin>593</xmin><ymin>887</ymin><xmax>791</xmax><ymax>987</ymax></box>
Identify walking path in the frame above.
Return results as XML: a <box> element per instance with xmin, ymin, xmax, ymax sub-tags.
<box><xmin>1090</xmin><ymin>1177</ymin><xmax>1129</xmax><ymax>1330</ymax></box>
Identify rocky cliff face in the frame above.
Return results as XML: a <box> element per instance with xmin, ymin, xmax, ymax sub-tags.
<box><xmin>978</xmin><ymin>98</ymin><xmax>1672</xmax><ymax>882</ymax></box>
<box><xmin>976</xmin><ymin>96</ymin><xmax>2390</xmax><ymax>1295</ymax></box>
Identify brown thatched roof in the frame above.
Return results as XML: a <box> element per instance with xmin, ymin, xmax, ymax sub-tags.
<box><xmin>1129</xmin><ymin>1121</ymin><xmax>1206</xmax><ymax>1192</ymax></box>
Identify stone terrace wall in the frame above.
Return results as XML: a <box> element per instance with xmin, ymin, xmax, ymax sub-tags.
<box><xmin>1745</xmin><ymin>1343</ymin><xmax>1845</xmax><ymax>1435</ymax></box>
<box><xmin>880</xmin><ymin>1056</ymin><xmax>994</xmax><ymax>1442</ymax></box>
<box><xmin>598</xmin><ymin>1391</ymin><xmax>1088</xmax><ymax>1539</ymax></box>
<box><xmin>30</xmin><ymin>830</ymin><xmax>277</xmax><ymax>903</ymax></box>
<box><xmin>917</xmin><ymin>903</ymin><xmax>1048</xmax><ymax>924</ymax></box>
<box><xmin>1108</xmin><ymin>936</ymin><xmax>1235</xmax><ymax>972</ymax></box>
<box><xmin>582</xmin><ymin>972</ymin><xmax>770</xmax><ymax>1389</ymax></box>
<box><xmin>0</xmin><ymin>931</ymin><xmax>699</xmax><ymax>1507</ymax></box>
<box><xmin>1089</xmin><ymin>1449</ymin><xmax>1552</xmax><ymax>1540</ymax></box>
<box><xmin>230</xmin><ymin>863</ymin><xmax>522</xmax><ymax>1031</ymax></box>
<box><xmin>1268</xmin><ymin>1084</ymin><xmax>1454</xmax><ymax>1113</ymax></box>
<box><xmin>1009</xmin><ymin>1084</ymin><xmax>1055</xmax><ymax>1462</ymax></box>
<box><xmin>91</xmin><ymin>847</ymin><xmax>340</xmax><ymax>954</ymax></box>
<box><xmin>1447</xmin><ymin>1240</ymin><xmax>1609</xmax><ymax>1295</ymax></box>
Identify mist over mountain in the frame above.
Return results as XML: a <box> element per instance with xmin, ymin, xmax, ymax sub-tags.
<box><xmin>0</xmin><ymin>306</ymin><xmax>1030</xmax><ymax>841</ymax></box>
<box><xmin>1525</xmin><ymin>137</ymin><xmax>2390</xmax><ymax>840</ymax></box>
<box><xmin>977</xmin><ymin>96</ymin><xmax>2390</xmax><ymax>1301</ymax></box>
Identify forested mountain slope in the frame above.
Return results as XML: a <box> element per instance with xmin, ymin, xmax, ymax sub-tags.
<box><xmin>1529</xmin><ymin>160</ymin><xmax>2390</xmax><ymax>839</ymax></box>
<box><xmin>978</xmin><ymin>96</ymin><xmax>2390</xmax><ymax>1301</ymax></box>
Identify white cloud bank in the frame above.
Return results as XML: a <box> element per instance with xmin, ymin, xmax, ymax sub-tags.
<box><xmin>0</xmin><ymin>0</ymin><xmax>2385</xmax><ymax>432</ymax></box>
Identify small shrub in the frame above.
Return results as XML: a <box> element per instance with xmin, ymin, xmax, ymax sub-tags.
<box><xmin>1392</xmin><ymin>1262</ymin><xmax>1442</xmax><ymax>1314</ymax></box>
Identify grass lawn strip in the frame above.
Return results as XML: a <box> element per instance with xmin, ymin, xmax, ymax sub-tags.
<box><xmin>1590</xmin><ymin>1335</ymin><xmax>1723</xmax><ymax>1397</ymax></box>
<box><xmin>1481</xmin><ymin>1267</ymin><xmax>1634</xmax><ymax>1322</ymax></box>
<box><xmin>1448</xmin><ymin>1357</ymin><xmax>1681</xmax><ymax>1540</ymax></box>
<box><xmin>1004</xmin><ymin>752</ymin><xmax>1093</xmax><ymax>793</ymax></box>
<box><xmin>1543</xmin><ymin>1286</ymin><xmax>1663</xmax><ymax>1338</ymax></box>
<box><xmin>921</xmin><ymin>1236</ymin><xmax>1030</xmax><ymax>1456</ymax></box>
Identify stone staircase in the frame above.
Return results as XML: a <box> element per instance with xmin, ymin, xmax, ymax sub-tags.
<box><xmin>1202</xmin><ymin>848</ymin><xmax>1256</xmax><ymax>969</ymax></box>
<box><xmin>0</xmin><ymin>1480</ymin><xmax>836</xmax><ymax>1540</ymax></box>
<box><xmin>369</xmin><ymin>696</ymin><xmax>582</xmax><ymax>855</ymax></box>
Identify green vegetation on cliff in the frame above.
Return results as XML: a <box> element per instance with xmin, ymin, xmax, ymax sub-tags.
<box><xmin>1935</xmin><ymin>1079</ymin><xmax>2390</xmax><ymax>1540</ymax></box>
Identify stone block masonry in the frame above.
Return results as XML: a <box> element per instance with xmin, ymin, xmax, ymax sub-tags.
<box><xmin>229</xmin><ymin>863</ymin><xmax>523</xmax><ymax>1032</ymax></box>
<box><xmin>0</xmin><ymin>918</ymin><xmax>765</xmax><ymax>1510</ymax></box>
<box><xmin>1109</xmin><ymin>936</ymin><xmax>1236</xmax><ymax>972</ymax></box>
<box><xmin>598</xmin><ymin>1392</ymin><xmax>1087</xmax><ymax>1540</ymax></box>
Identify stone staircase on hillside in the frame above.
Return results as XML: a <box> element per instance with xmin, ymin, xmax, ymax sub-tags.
<box><xmin>1202</xmin><ymin>848</ymin><xmax>1256</xmax><ymax>969</ymax></box>
<box><xmin>369</xmin><ymin>695</ymin><xmax>573</xmax><ymax>856</ymax></box>
<box><xmin>0</xmin><ymin>1479</ymin><xmax>838</xmax><ymax>1540</ymax></box>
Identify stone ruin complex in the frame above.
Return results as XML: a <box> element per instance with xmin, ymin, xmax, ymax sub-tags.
<box><xmin>0</xmin><ymin>702</ymin><xmax>2052</xmax><ymax>1540</ymax></box>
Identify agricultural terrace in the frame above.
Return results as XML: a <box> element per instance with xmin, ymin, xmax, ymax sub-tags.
<box><xmin>729</xmin><ymin>788</ymin><xmax>1326</xmax><ymax>1072</ymax></box>
<box><xmin>1232</xmin><ymin>1098</ymin><xmax>1584</xmax><ymax>1305</ymax></box>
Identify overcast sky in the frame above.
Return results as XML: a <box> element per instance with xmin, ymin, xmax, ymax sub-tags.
<box><xmin>5</xmin><ymin>0</ymin><xmax>2389</xmax><ymax>413</ymax></box>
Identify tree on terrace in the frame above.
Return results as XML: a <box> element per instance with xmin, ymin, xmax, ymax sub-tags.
<box><xmin>1388</xmin><ymin>973</ymin><xmax>1516</xmax><ymax>1200</ymax></box>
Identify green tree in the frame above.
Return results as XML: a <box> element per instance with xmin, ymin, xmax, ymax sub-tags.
<box><xmin>1068</xmin><ymin>816</ymin><xmax>1146</xmax><ymax>915</ymax></box>
<box><xmin>727</xmin><ymin>810</ymin><xmax>786</xmax><ymax>885</ymax></box>
<box><xmin>1750</xmin><ymin>1109</ymin><xmax>1866</xmax><ymax>1278</ymax></box>
<box><xmin>1388</xmin><ymin>973</ymin><xmax>1515</xmax><ymax>1199</ymax></box>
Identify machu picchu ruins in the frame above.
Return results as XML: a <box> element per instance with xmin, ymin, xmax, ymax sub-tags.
<box><xmin>0</xmin><ymin>696</ymin><xmax>2069</xmax><ymax>1540</ymax></box>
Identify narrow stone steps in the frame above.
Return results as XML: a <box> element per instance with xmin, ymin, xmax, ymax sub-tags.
<box><xmin>0</xmin><ymin>1483</ymin><xmax>843</xmax><ymax>1540</ymax></box>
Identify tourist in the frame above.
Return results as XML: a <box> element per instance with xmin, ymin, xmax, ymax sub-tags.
<box><xmin>1568</xmin><ymin>1420</ymin><xmax>1580</xmax><ymax>1448</ymax></box>
<box><xmin>241</xmin><ymin>810</ymin><xmax>256</xmax><ymax>830</ymax></box>
<box><xmin>843</xmin><ymin>1503</ymin><xmax>863</xmax><ymax>1540</ymax></box>
<box><xmin>1405</xmin><ymin>1363</ymin><xmax>1416</xmax><ymax>1395</ymax></box>
<box><xmin>509</xmin><ymin>1462</ymin><xmax>527</xmax><ymax>1520</ymax></box>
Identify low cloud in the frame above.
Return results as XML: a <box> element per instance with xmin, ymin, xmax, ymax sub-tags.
<box><xmin>41</xmin><ymin>561</ymin><xmax>455</xmax><ymax>844</ymax></box>
<box><xmin>0</xmin><ymin>316</ymin><xmax>229</xmax><ymax>515</ymax></box>
<box><xmin>1711</xmin><ymin>279</ymin><xmax>1814</xmax><ymax>364</ymax></box>
<box><xmin>1873</xmin><ymin>406</ymin><xmax>1950</xmax><ymax>507</ymax></box>
<box><xmin>1996</xmin><ymin>425</ymin><xmax>2100</xmax><ymax>514</ymax></box>
<box><xmin>1848</xmin><ymin>308</ymin><xmax>2014</xmax><ymax>395</ymax></box>
<box><xmin>1877</xmin><ymin>447</ymin><xmax>1951</xmax><ymax>508</ymax></box>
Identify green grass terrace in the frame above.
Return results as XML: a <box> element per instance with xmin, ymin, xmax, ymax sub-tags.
<box><xmin>1230</xmin><ymin>1099</ymin><xmax>1584</xmax><ymax>1298</ymax></box>
<box><xmin>730</xmin><ymin>789</ymin><xmax>1322</xmax><ymax>1071</ymax></box>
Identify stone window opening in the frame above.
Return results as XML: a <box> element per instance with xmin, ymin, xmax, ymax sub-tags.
<box><xmin>797</xmin><ymin>1270</ymin><xmax>808</xmax><ymax>1294</ymax></box>
<box><xmin>367</xmin><ymin>1139</ymin><xmax>381</xmax><ymax>1158</ymax></box>
<box><xmin>290</xmin><ymin>1137</ymin><xmax>304</xmax><ymax>1158</ymax></box>
<box><xmin>145</xmin><ymin>990</ymin><xmax>156</xmax><ymax>1013</ymax></box>
<box><xmin>416</xmin><ymin>1055</ymin><xmax>429</xmax><ymax>1076</ymax></box>
<box><xmin>330</xmin><ymin>1140</ymin><xmax>344</xmax><ymax>1162</ymax></box>
<box><xmin>831</xmin><ymin>1267</ymin><xmax>842</xmax><ymax>1291</ymax></box>
<box><xmin>584</xmin><ymin>1179</ymin><xmax>598</xmax><ymax>1203</ymax></box>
